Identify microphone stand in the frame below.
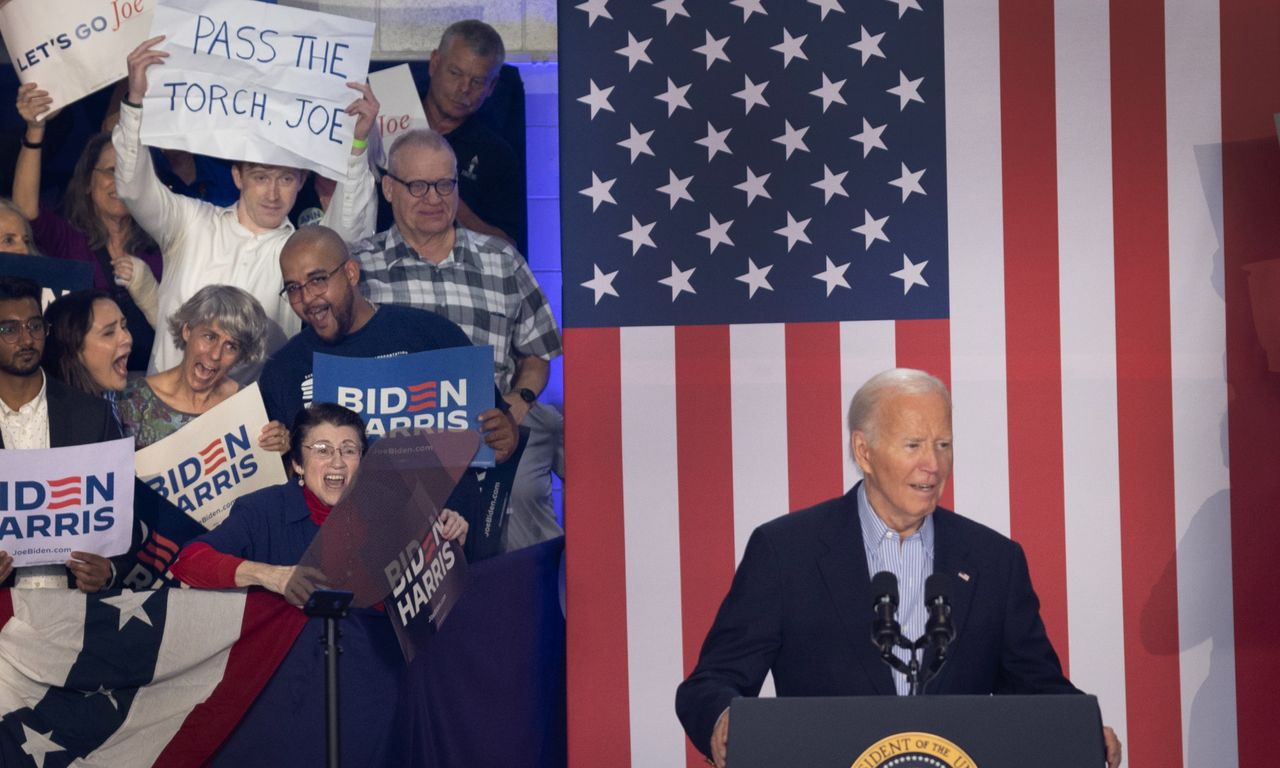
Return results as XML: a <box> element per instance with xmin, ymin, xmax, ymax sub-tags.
<box><xmin>303</xmin><ymin>589</ymin><xmax>355</xmax><ymax>768</ymax></box>
<box><xmin>875</xmin><ymin>632</ymin><xmax>953</xmax><ymax>695</ymax></box>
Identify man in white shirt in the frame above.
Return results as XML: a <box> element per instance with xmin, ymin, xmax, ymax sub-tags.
<box><xmin>0</xmin><ymin>276</ymin><xmax>119</xmax><ymax>591</ymax></box>
<box><xmin>114</xmin><ymin>36</ymin><xmax>382</xmax><ymax>376</ymax></box>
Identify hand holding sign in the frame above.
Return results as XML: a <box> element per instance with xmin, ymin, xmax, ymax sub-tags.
<box><xmin>66</xmin><ymin>550</ymin><xmax>113</xmax><ymax>593</ymax></box>
<box><xmin>16</xmin><ymin>82</ymin><xmax>59</xmax><ymax>127</ymax></box>
<box><xmin>126</xmin><ymin>34</ymin><xmax>170</xmax><ymax>104</ymax></box>
<box><xmin>344</xmin><ymin>81</ymin><xmax>379</xmax><ymax>155</ymax></box>
<box><xmin>478</xmin><ymin>407</ymin><xmax>517</xmax><ymax>464</ymax></box>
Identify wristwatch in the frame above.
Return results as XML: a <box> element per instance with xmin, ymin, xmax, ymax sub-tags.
<box><xmin>518</xmin><ymin>388</ymin><xmax>537</xmax><ymax>403</ymax></box>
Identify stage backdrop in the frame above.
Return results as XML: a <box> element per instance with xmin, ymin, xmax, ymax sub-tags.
<box><xmin>558</xmin><ymin>1</ymin><xmax>1279</xmax><ymax>767</ymax></box>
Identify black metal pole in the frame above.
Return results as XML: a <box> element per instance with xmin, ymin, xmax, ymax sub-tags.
<box><xmin>323</xmin><ymin>615</ymin><xmax>342</xmax><ymax>768</ymax></box>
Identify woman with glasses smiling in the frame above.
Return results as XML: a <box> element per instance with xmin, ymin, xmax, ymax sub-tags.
<box><xmin>170</xmin><ymin>402</ymin><xmax>468</xmax><ymax>603</ymax></box>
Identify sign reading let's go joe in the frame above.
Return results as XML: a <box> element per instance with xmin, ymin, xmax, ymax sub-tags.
<box><xmin>0</xmin><ymin>437</ymin><xmax>136</xmax><ymax>568</ymax></box>
<box><xmin>0</xmin><ymin>0</ymin><xmax>154</xmax><ymax>114</ymax></box>
<box><xmin>140</xmin><ymin>0</ymin><xmax>375</xmax><ymax>182</ymax></box>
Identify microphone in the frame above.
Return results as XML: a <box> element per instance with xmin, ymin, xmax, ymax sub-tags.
<box><xmin>924</xmin><ymin>573</ymin><xmax>956</xmax><ymax>654</ymax></box>
<box><xmin>870</xmin><ymin>571</ymin><xmax>901</xmax><ymax>655</ymax></box>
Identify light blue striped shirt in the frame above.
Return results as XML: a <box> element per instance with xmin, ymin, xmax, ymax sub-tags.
<box><xmin>858</xmin><ymin>483</ymin><xmax>935</xmax><ymax>695</ymax></box>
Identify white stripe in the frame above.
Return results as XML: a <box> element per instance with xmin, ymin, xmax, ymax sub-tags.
<box><xmin>839</xmin><ymin>320</ymin><xmax>898</xmax><ymax>492</ymax></box>
<box><xmin>942</xmin><ymin>0</ymin><xmax>1011</xmax><ymax>535</ymax></box>
<box><xmin>0</xmin><ymin>592</ymin><xmax>87</xmax><ymax>713</ymax></box>
<box><xmin>729</xmin><ymin>324</ymin><xmax>789</xmax><ymax>700</ymax></box>
<box><xmin>730</xmin><ymin>324</ymin><xmax>791</xmax><ymax>566</ymax></box>
<box><xmin>85</xmin><ymin>590</ymin><xmax>247</xmax><ymax>766</ymax></box>
<box><xmin>618</xmin><ymin>326</ymin><xmax>686</xmax><ymax>768</ymax></box>
<box><xmin>1164</xmin><ymin>1</ymin><xmax>1238</xmax><ymax>765</ymax></box>
<box><xmin>1052</xmin><ymin>0</ymin><xmax>1129</xmax><ymax>743</ymax></box>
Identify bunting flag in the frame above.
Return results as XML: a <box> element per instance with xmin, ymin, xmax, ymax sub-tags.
<box><xmin>0</xmin><ymin>588</ymin><xmax>306</xmax><ymax>767</ymax></box>
<box><xmin>558</xmin><ymin>1</ymin><xmax>1279</xmax><ymax>767</ymax></box>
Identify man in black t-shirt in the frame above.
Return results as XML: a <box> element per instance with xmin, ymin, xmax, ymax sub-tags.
<box><xmin>258</xmin><ymin>226</ymin><xmax>516</xmax><ymax>465</ymax></box>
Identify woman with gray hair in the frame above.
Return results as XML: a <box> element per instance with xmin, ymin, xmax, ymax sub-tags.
<box><xmin>116</xmin><ymin>284</ymin><xmax>282</xmax><ymax>450</ymax></box>
<box><xmin>0</xmin><ymin>197</ymin><xmax>38</xmax><ymax>254</ymax></box>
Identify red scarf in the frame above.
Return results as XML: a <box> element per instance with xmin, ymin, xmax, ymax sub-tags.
<box><xmin>302</xmin><ymin>486</ymin><xmax>332</xmax><ymax>526</ymax></box>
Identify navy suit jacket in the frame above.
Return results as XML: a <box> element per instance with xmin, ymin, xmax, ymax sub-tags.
<box><xmin>0</xmin><ymin>376</ymin><xmax>119</xmax><ymax>450</ymax></box>
<box><xmin>675</xmin><ymin>483</ymin><xmax>1078</xmax><ymax>758</ymax></box>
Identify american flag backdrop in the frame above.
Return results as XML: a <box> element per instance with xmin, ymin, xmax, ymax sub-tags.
<box><xmin>558</xmin><ymin>1</ymin><xmax>1279</xmax><ymax>768</ymax></box>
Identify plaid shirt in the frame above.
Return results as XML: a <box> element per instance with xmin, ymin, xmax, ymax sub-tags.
<box><xmin>353</xmin><ymin>225</ymin><xmax>563</xmax><ymax>393</ymax></box>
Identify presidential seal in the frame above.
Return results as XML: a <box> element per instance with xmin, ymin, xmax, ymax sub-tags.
<box><xmin>851</xmin><ymin>732</ymin><xmax>977</xmax><ymax>768</ymax></box>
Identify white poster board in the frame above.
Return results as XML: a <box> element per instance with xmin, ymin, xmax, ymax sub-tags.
<box><xmin>0</xmin><ymin>437</ymin><xmax>136</xmax><ymax>567</ymax></box>
<box><xmin>134</xmin><ymin>383</ymin><xmax>286</xmax><ymax>529</ymax></box>
<box><xmin>367</xmin><ymin>64</ymin><xmax>428</xmax><ymax>170</ymax></box>
<box><xmin>140</xmin><ymin>0</ymin><xmax>374</xmax><ymax>181</ymax></box>
<box><xmin>0</xmin><ymin>0</ymin><xmax>154</xmax><ymax>113</ymax></box>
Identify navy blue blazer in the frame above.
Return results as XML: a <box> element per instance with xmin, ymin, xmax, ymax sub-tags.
<box><xmin>675</xmin><ymin>482</ymin><xmax>1078</xmax><ymax>758</ymax></box>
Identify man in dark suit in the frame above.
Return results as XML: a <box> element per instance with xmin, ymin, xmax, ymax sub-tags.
<box><xmin>675</xmin><ymin>368</ymin><xmax>1121</xmax><ymax>768</ymax></box>
<box><xmin>0</xmin><ymin>276</ymin><xmax>119</xmax><ymax>590</ymax></box>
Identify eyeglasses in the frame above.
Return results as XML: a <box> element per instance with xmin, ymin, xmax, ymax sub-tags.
<box><xmin>303</xmin><ymin>440</ymin><xmax>362</xmax><ymax>460</ymax></box>
<box><xmin>385</xmin><ymin>172</ymin><xmax>458</xmax><ymax>198</ymax></box>
<box><xmin>280</xmin><ymin>261</ymin><xmax>348</xmax><ymax>299</ymax></box>
<box><xmin>0</xmin><ymin>319</ymin><xmax>47</xmax><ymax>344</ymax></box>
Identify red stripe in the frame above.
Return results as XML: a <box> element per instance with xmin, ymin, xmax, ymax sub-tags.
<box><xmin>998</xmin><ymin>0</ymin><xmax>1071</xmax><ymax>671</ymax></box>
<box><xmin>198</xmin><ymin>439</ymin><xmax>222</xmax><ymax>457</ymax></box>
<box><xmin>154</xmin><ymin>592</ymin><xmax>307</xmax><ymax>766</ymax></box>
<box><xmin>894</xmin><ymin>319</ymin><xmax>954</xmax><ymax>510</ymax></box>
<box><xmin>46</xmin><ymin>477</ymin><xmax>79</xmax><ymax>487</ymax></box>
<box><xmin>46</xmin><ymin>498</ymin><xmax>83</xmax><ymax>510</ymax></box>
<box><xmin>784</xmin><ymin>323</ymin><xmax>844</xmax><ymax>511</ymax></box>
<box><xmin>673</xmin><ymin>326</ymin><xmax>737</xmax><ymax>768</ymax></box>
<box><xmin>1110</xmin><ymin>3</ymin><xmax>1184</xmax><ymax>763</ymax></box>
<box><xmin>1220</xmin><ymin>1</ymin><xmax>1280</xmax><ymax>765</ymax></box>
<box><xmin>563</xmin><ymin>327</ymin><xmax>631</xmax><ymax>765</ymax></box>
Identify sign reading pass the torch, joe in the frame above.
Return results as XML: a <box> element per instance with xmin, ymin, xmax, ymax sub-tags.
<box><xmin>140</xmin><ymin>0</ymin><xmax>374</xmax><ymax>181</ymax></box>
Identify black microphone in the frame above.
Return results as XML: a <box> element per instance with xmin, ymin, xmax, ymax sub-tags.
<box><xmin>924</xmin><ymin>573</ymin><xmax>956</xmax><ymax>654</ymax></box>
<box><xmin>870</xmin><ymin>571</ymin><xmax>901</xmax><ymax>655</ymax></box>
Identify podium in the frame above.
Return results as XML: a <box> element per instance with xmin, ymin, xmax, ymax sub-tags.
<box><xmin>728</xmin><ymin>694</ymin><xmax>1105</xmax><ymax>768</ymax></box>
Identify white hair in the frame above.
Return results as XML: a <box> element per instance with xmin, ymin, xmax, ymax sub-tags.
<box><xmin>847</xmin><ymin>368</ymin><xmax>950</xmax><ymax>444</ymax></box>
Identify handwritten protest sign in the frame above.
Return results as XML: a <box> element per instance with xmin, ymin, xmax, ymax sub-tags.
<box><xmin>312</xmin><ymin>346</ymin><xmax>498</xmax><ymax>466</ymax></box>
<box><xmin>0</xmin><ymin>437</ymin><xmax>136</xmax><ymax>567</ymax></box>
<box><xmin>140</xmin><ymin>0</ymin><xmax>373</xmax><ymax>181</ymax></box>
<box><xmin>134</xmin><ymin>383</ymin><xmax>286</xmax><ymax>528</ymax></box>
<box><xmin>0</xmin><ymin>0</ymin><xmax>153</xmax><ymax>113</ymax></box>
<box><xmin>367</xmin><ymin>64</ymin><xmax>428</xmax><ymax>169</ymax></box>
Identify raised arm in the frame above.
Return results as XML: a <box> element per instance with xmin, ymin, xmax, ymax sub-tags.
<box><xmin>320</xmin><ymin>81</ymin><xmax>380</xmax><ymax>240</ymax></box>
<box><xmin>112</xmin><ymin>36</ymin><xmax>201</xmax><ymax>257</ymax></box>
<box><xmin>12</xmin><ymin>83</ymin><xmax>58</xmax><ymax>220</ymax></box>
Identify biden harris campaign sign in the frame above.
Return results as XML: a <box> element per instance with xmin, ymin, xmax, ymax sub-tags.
<box><xmin>311</xmin><ymin>346</ymin><xmax>497</xmax><ymax>467</ymax></box>
<box><xmin>141</xmin><ymin>0</ymin><xmax>374</xmax><ymax>182</ymax></box>
<box><xmin>0</xmin><ymin>0</ymin><xmax>153</xmax><ymax>113</ymax></box>
<box><xmin>0</xmin><ymin>437</ymin><xmax>135</xmax><ymax>567</ymax></box>
<box><xmin>134</xmin><ymin>383</ymin><xmax>285</xmax><ymax>528</ymax></box>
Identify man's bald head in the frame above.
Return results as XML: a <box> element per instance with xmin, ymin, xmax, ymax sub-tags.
<box><xmin>281</xmin><ymin>225</ymin><xmax>349</xmax><ymax>267</ymax></box>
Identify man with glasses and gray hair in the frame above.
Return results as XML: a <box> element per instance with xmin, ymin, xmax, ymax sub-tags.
<box><xmin>352</xmin><ymin>129</ymin><xmax>563</xmax><ymax>553</ymax></box>
<box><xmin>0</xmin><ymin>276</ymin><xmax>120</xmax><ymax>591</ymax></box>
